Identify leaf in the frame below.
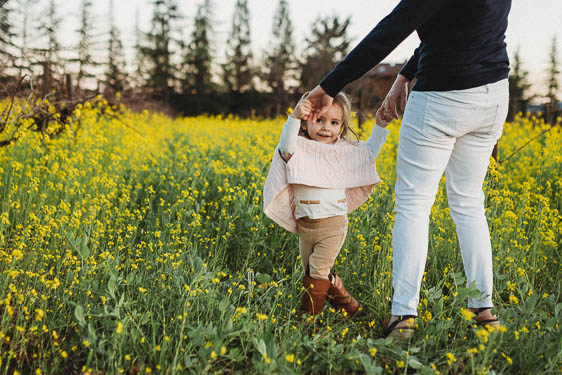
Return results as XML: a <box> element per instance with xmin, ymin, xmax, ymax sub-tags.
<box><xmin>193</xmin><ymin>257</ymin><xmax>203</xmax><ymax>273</ymax></box>
<box><xmin>218</xmin><ymin>298</ymin><xmax>229</xmax><ymax>313</ymax></box>
<box><xmin>555</xmin><ymin>303</ymin><xmax>562</xmax><ymax>317</ymax></box>
<box><xmin>359</xmin><ymin>354</ymin><xmax>382</xmax><ymax>375</ymax></box>
<box><xmin>253</xmin><ymin>338</ymin><xmax>267</xmax><ymax>356</ymax></box>
<box><xmin>107</xmin><ymin>275</ymin><xmax>116</xmax><ymax>299</ymax></box>
<box><xmin>79</xmin><ymin>232</ymin><xmax>90</xmax><ymax>259</ymax></box>
<box><xmin>430</xmin><ymin>288</ymin><xmax>442</xmax><ymax>299</ymax></box>
<box><xmin>256</xmin><ymin>273</ymin><xmax>272</xmax><ymax>284</ymax></box>
<box><xmin>408</xmin><ymin>357</ymin><xmax>423</xmax><ymax>369</ymax></box>
<box><xmin>74</xmin><ymin>305</ymin><xmax>86</xmax><ymax>327</ymax></box>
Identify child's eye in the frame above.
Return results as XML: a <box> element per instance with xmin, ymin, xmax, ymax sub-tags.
<box><xmin>331</xmin><ymin>121</ymin><xmax>340</xmax><ymax>126</ymax></box>
<box><xmin>316</xmin><ymin>118</ymin><xmax>324</xmax><ymax>123</ymax></box>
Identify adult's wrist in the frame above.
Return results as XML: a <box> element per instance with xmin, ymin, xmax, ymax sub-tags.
<box><xmin>395</xmin><ymin>74</ymin><xmax>410</xmax><ymax>85</ymax></box>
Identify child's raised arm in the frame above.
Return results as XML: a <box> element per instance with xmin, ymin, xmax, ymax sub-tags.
<box><xmin>366</xmin><ymin>106</ymin><xmax>392</xmax><ymax>159</ymax></box>
<box><xmin>278</xmin><ymin>97</ymin><xmax>312</xmax><ymax>162</ymax></box>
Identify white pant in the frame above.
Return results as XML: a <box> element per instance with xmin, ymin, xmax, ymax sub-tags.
<box><xmin>392</xmin><ymin>79</ymin><xmax>509</xmax><ymax>316</ymax></box>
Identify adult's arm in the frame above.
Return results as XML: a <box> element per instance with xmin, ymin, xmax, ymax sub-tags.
<box><xmin>399</xmin><ymin>46</ymin><xmax>420</xmax><ymax>82</ymax></box>
<box><xmin>320</xmin><ymin>0</ymin><xmax>445</xmax><ymax>97</ymax></box>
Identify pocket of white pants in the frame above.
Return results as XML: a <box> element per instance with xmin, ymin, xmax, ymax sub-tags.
<box><xmin>422</xmin><ymin>94</ymin><xmax>477</xmax><ymax>138</ymax></box>
<box><xmin>487</xmin><ymin>100</ymin><xmax>509</xmax><ymax>139</ymax></box>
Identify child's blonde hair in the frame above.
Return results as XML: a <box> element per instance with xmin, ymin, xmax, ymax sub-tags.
<box><xmin>299</xmin><ymin>91</ymin><xmax>359</xmax><ymax>141</ymax></box>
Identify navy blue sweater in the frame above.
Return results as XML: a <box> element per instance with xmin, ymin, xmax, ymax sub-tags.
<box><xmin>320</xmin><ymin>0</ymin><xmax>511</xmax><ymax>96</ymax></box>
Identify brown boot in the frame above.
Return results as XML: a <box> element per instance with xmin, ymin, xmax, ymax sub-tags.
<box><xmin>301</xmin><ymin>276</ymin><xmax>331</xmax><ymax>315</ymax></box>
<box><xmin>327</xmin><ymin>273</ymin><xmax>361</xmax><ymax>318</ymax></box>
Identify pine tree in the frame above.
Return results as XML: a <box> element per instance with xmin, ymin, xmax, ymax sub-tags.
<box><xmin>105</xmin><ymin>0</ymin><xmax>127</xmax><ymax>94</ymax></box>
<box><xmin>37</xmin><ymin>0</ymin><xmax>61</xmax><ymax>64</ymax></box>
<box><xmin>12</xmin><ymin>0</ymin><xmax>35</xmax><ymax>79</ymax></box>
<box><xmin>183</xmin><ymin>0</ymin><xmax>214</xmax><ymax>95</ymax></box>
<box><xmin>132</xmin><ymin>10</ymin><xmax>147</xmax><ymax>90</ymax></box>
<box><xmin>0</xmin><ymin>4</ymin><xmax>15</xmax><ymax>74</ymax></box>
<box><xmin>508</xmin><ymin>47</ymin><xmax>532</xmax><ymax>120</ymax></box>
<box><xmin>299</xmin><ymin>15</ymin><xmax>351</xmax><ymax>90</ymax></box>
<box><xmin>75</xmin><ymin>0</ymin><xmax>97</xmax><ymax>91</ymax></box>
<box><xmin>143</xmin><ymin>0</ymin><xmax>180</xmax><ymax>98</ymax></box>
<box><xmin>546</xmin><ymin>36</ymin><xmax>560</xmax><ymax>106</ymax></box>
<box><xmin>261</xmin><ymin>0</ymin><xmax>296</xmax><ymax>96</ymax></box>
<box><xmin>223</xmin><ymin>0</ymin><xmax>253</xmax><ymax>93</ymax></box>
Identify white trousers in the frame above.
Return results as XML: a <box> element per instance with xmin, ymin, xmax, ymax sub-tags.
<box><xmin>392</xmin><ymin>79</ymin><xmax>509</xmax><ymax>316</ymax></box>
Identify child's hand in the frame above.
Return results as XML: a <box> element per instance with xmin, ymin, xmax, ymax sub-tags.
<box><xmin>375</xmin><ymin>106</ymin><xmax>393</xmax><ymax>128</ymax></box>
<box><xmin>291</xmin><ymin>97</ymin><xmax>313</xmax><ymax>120</ymax></box>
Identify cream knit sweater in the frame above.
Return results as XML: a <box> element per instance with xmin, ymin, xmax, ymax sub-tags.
<box><xmin>263</xmin><ymin>129</ymin><xmax>387</xmax><ymax>233</ymax></box>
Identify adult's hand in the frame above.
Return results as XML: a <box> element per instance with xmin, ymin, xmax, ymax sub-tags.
<box><xmin>302</xmin><ymin>85</ymin><xmax>333</xmax><ymax>123</ymax></box>
<box><xmin>381</xmin><ymin>74</ymin><xmax>410</xmax><ymax>121</ymax></box>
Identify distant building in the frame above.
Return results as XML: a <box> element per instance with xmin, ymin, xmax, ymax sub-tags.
<box><xmin>525</xmin><ymin>101</ymin><xmax>562</xmax><ymax>124</ymax></box>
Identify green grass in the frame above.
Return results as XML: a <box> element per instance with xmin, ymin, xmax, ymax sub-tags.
<box><xmin>0</xmin><ymin>104</ymin><xmax>560</xmax><ymax>374</ymax></box>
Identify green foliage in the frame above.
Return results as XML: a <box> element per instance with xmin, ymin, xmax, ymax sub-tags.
<box><xmin>0</xmin><ymin>103</ymin><xmax>560</xmax><ymax>374</ymax></box>
<box><xmin>223</xmin><ymin>0</ymin><xmax>254</xmax><ymax>93</ymax></box>
<box><xmin>142</xmin><ymin>0</ymin><xmax>180</xmax><ymax>97</ymax></box>
<box><xmin>183</xmin><ymin>0</ymin><xmax>215</xmax><ymax>95</ymax></box>
<box><xmin>261</xmin><ymin>0</ymin><xmax>296</xmax><ymax>95</ymax></box>
<box><xmin>300</xmin><ymin>15</ymin><xmax>352</xmax><ymax>91</ymax></box>
<box><xmin>105</xmin><ymin>0</ymin><xmax>127</xmax><ymax>93</ymax></box>
<box><xmin>508</xmin><ymin>47</ymin><xmax>532</xmax><ymax>120</ymax></box>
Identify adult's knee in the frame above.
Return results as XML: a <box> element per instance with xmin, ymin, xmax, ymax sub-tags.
<box><xmin>447</xmin><ymin>193</ymin><xmax>486</xmax><ymax>223</ymax></box>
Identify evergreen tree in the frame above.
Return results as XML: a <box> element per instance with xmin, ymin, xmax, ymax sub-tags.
<box><xmin>0</xmin><ymin>4</ymin><xmax>15</xmax><ymax>74</ymax></box>
<box><xmin>132</xmin><ymin>9</ymin><xmax>147</xmax><ymax>90</ymax></box>
<box><xmin>183</xmin><ymin>0</ymin><xmax>214</xmax><ymax>95</ymax></box>
<box><xmin>12</xmin><ymin>0</ymin><xmax>35</xmax><ymax>78</ymax></box>
<box><xmin>105</xmin><ymin>0</ymin><xmax>127</xmax><ymax>93</ymax></box>
<box><xmin>508</xmin><ymin>47</ymin><xmax>532</xmax><ymax>119</ymax></box>
<box><xmin>546</xmin><ymin>36</ymin><xmax>560</xmax><ymax>105</ymax></box>
<box><xmin>143</xmin><ymin>0</ymin><xmax>179</xmax><ymax>98</ymax></box>
<box><xmin>37</xmin><ymin>0</ymin><xmax>61</xmax><ymax>64</ymax></box>
<box><xmin>223</xmin><ymin>0</ymin><xmax>253</xmax><ymax>93</ymax></box>
<box><xmin>261</xmin><ymin>0</ymin><xmax>296</xmax><ymax>96</ymax></box>
<box><xmin>75</xmin><ymin>0</ymin><xmax>97</xmax><ymax>91</ymax></box>
<box><xmin>299</xmin><ymin>15</ymin><xmax>351</xmax><ymax>90</ymax></box>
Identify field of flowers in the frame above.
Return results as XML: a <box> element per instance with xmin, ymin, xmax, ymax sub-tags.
<box><xmin>0</xmin><ymin>97</ymin><xmax>560</xmax><ymax>374</ymax></box>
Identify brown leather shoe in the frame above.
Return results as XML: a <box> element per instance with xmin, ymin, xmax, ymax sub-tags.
<box><xmin>327</xmin><ymin>273</ymin><xmax>361</xmax><ymax>318</ymax></box>
<box><xmin>301</xmin><ymin>276</ymin><xmax>331</xmax><ymax>315</ymax></box>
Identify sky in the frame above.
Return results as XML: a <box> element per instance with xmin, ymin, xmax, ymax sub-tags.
<box><xmin>47</xmin><ymin>0</ymin><xmax>562</xmax><ymax>99</ymax></box>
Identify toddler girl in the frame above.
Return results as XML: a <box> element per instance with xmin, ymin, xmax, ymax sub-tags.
<box><xmin>263</xmin><ymin>92</ymin><xmax>390</xmax><ymax>317</ymax></box>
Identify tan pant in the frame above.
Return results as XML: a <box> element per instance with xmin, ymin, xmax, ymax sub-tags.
<box><xmin>297</xmin><ymin>215</ymin><xmax>348</xmax><ymax>280</ymax></box>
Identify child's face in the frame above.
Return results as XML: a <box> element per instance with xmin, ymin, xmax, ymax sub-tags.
<box><xmin>302</xmin><ymin>104</ymin><xmax>344</xmax><ymax>144</ymax></box>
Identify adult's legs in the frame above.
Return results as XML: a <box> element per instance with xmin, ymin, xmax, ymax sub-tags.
<box><xmin>391</xmin><ymin>92</ymin><xmax>456</xmax><ymax>316</ymax></box>
<box><xmin>445</xmin><ymin>133</ymin><xmax>496</xmax><ymax>308</ymax></box>
<box><xmin>391</xmin><ymin>80</ymin><xmax>509</xmax><ymax>322</ymax></box>
<box><xmin>445</xmin><ymin>90</ymin><xmax>508</xmax><ymax>309</ymax></box>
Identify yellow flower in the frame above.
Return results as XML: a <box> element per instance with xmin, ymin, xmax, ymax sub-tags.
<box><xmin>138</xmin><ymin>287</ymin><xmax>147</xmax><ymax>293</ymax></box>
<box><xmin>116</xmin><ymin>322</ymin><xmax>123</xmax><ymax>334</ymax></box>
<box><xmin>461</xmin><ymin>308</ymin><xmax>475</xmax><ymax>321</ymax></box>
<box><xmin>369</xmin><ymin>347</ymin><xmax>377</xmax><ymax>357</ymax></box>
<box><xmin>446</xmin><ymin>352</ymin><xmax>457</xmax><ymax>365</ymax></box>
<box><xmin>509</xmin><ymin>295</ymin><xmax>519</xmax><ymax>304</ymax></box>
<box><xmin>476</xmin><ymin>328</ymin><xmax>490</xmax><ymax>343</ymax></box>
<box><xmin>285</xmin><ymin>354</ymin><xmax>295</xmax><ymax>363</ymax></box>
<box><xmin>256</xmin><ymin>313</ymin><xmax>268</xmax><ymax>321</ymax></box>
